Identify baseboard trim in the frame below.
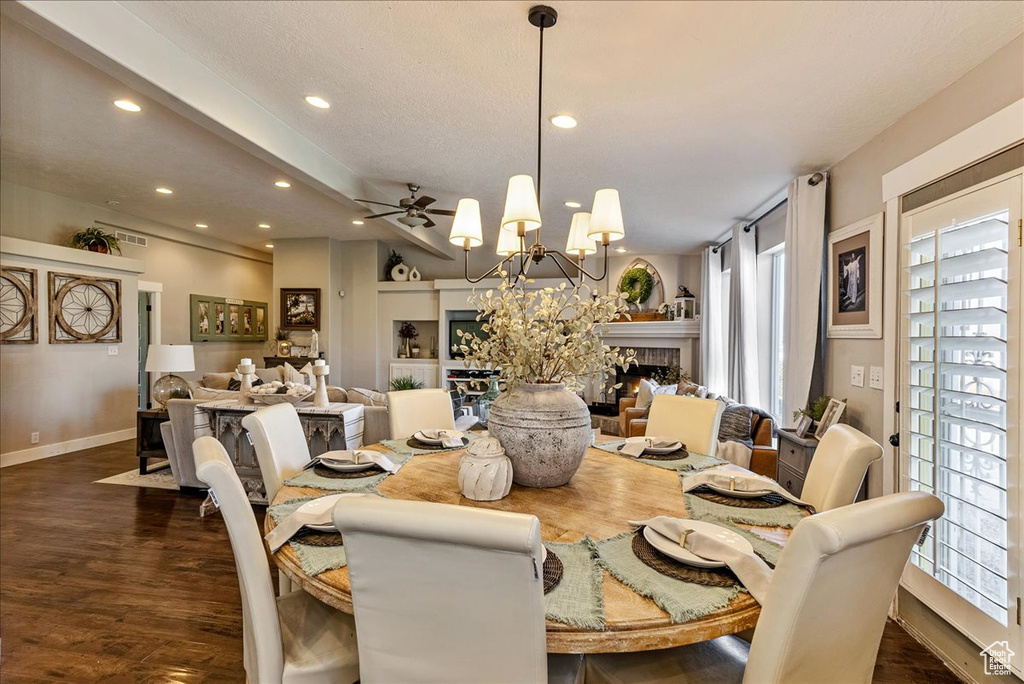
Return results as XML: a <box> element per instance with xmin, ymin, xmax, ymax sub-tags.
<box><xmin>1</xmin><ymin>429</ymin><xmax>136</xmax><ymax>468</ymax></box>
<box><xmin>895</xmin><ymin>615</ymin><xmax>976</xmax><ymax>684</ymax></box>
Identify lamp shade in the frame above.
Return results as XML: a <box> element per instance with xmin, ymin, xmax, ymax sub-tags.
<box><xmin>448</xmin><ymin>198</ymin><xmax>484</xmax><ymax>248</ymax></box>
<box><xmin>565</xmin><ymin>212</ymin><xmax>597</xmax><ymax>257</ymax></box>
<box><xmin>496</xmin><ymin>222</ymin><xmax>523</xmax><ymax>256</ymax></box>
<box><xmin>587</xmin><ymin>188</ymin><xmax>625</xmax><ymax>242</ymax></box>
<box><xmin>145</xmin><ymin>344</ymin><xmax>195</xmax><ymax>373</ymax></box>
<box><xmin>500</xmin><ymin>174</ymin><xmax>541</xmax><ymax>233</ymax></box>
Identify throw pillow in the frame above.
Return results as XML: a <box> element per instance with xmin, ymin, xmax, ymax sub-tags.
<box><xmin>718</xmin><ymin>403</ymin><xmax>754</xmax><ymax>449</ymax></box>
<box><xmin>255</xmin><ymin>367</ymin><xmax>283</xmax><ymax>384</ymax></box>
<box><xmin>201</xmin><ymin>372</ymin><xmax>235</xmax><ymax>390</ymax></box>
<box><xmin>634</xmin><ymin>378</ymin><xmax>657</xmax><ymax>411</ymax></box>
<box><xmin>348</xmin><ymin>387</ymin><xmax>388</xmax><ymax>407</ymax></box>
<box><xmin>227</xmin><ymin>377</ymin><xmax>264</xmax><ymax>391</ymax></box>
<box><xmin>191</xmin><ymin>386</ymin><xmax>239</xmax><ymax>401</ymax></box>
<box><xmin>282</xmin><ymin>362</ymin><xmax>313</xmax><ymax>388</ymax></box>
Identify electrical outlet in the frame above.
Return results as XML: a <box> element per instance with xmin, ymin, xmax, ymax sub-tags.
<box><xmin>30</xmin><ymin>432</ymin><xmax>39</xmax><ymax>444</ymax></box>
<box><xmin>107</xmin><ymin>345</ymin><xmax>119</xmax><ymax>356</ymax></box>
<box><xmin>870</xmin><ymin>366</ymin><xmax>884</xmax><ymax>390</ymax></box>
<box><xmin>851</xmin><ymin>365</ymin><xmax>865</xmax><ymax>388</ymax></box>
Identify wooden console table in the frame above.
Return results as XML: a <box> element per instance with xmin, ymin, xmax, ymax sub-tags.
<box><xmin>263</xmin><ymin>356</ymin><xmax>322</xmax><ymax>369</ymax></box>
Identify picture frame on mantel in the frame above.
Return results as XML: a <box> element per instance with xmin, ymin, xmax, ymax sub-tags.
<box><xmin>280</xmin><ymin>288</ymin><xmax>321</xmax><ymax>331</ymax></box>
<box><xmin>827</xmin><ymin>212</ymin><xmax>883</xmax><ymax>339</ymax></box>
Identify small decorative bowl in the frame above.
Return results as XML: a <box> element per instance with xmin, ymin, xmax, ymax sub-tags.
<box><xmin>251</xmin><ymin>391</ymin><xmax>314</xmax><ymax>405</ymax></box>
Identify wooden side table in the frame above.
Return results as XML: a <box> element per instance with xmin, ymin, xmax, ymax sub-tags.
<box><xmin>263</xmin><ymin>356</ymin><xmax>321</xmax><ymax>369</ymax></box>
<box><xmin>775</xmin><ymin>428</ymin><xmax>818</xmax><ymax>497</ymax></box>
<box><xmin>136</xmin><ymin>408</ymin><xmax>169</xmax><ymax>474</ymax></box>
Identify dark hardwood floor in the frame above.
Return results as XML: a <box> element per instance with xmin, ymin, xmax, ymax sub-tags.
<box><xmin>1</xmin><ymin>440</ymin><xmax>962</xmax><ymax>683</ymax></box>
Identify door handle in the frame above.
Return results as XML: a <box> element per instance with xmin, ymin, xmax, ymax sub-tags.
<box><xmin>889</xmin><ymin>433</ymin><xmax>899</xmax><ymax>448</ymax></box>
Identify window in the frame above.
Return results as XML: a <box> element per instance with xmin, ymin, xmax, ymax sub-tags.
<box><xmin>769</xmin><ymin>249</ymin><xmax>786</xmax><ymax>420</ymax></box>
<box><xmin>899</xmin><ymin>173</ymin><xmax>1021</xmax><ymax>652</ymax></box>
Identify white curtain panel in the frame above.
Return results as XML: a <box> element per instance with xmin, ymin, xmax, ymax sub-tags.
<box><xmin>700</xmin><ymin>246</ymin><xmax>727</xmax><ymax>392</ymax></box>
<box><xmin>782</xmin><ymin>173</ymin><xmax>827</xmax><ymax>424</ymax></box>
<box><xmin>728</xmin><ymin>224</ymin><xmax>760</xmax><ymax>404</ymax></box>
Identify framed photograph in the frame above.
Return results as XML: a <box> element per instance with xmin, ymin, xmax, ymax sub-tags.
<box><xmin>281</xmin><ymin>288</ymin><xmax>321</xmax><ymax>330</ymax></box>
<box><xmin>814</xmin><ymin>398</ymin><xmax>847</xmax><ymax>439</ymax></box>
<box><xmin>190</xmin><ymin>295</ymin><xmax>268</xmax><ymax>342</ymax></box>
<box><xmin>242</xmin><ymin>306</ymin><xmax>253</xmax><ymax>336</ymax></box>
<box><xmin>255</xmin><ymin>306</ymin><xmax>266</xmax><ymax>336</ymax></box>
<box><xmin>214</xmin><ymin>303</ymin><xmax>225</xmax><ymax>335</ymax></box>
<box><xmin>828</xmin><ymin>213</ymin><xmax>882</xmax><ymax>338</ymax></box>
<box><xmin>794</xmin><ymin>414</ymin><xmax>813</xmax><ymax>439</ymax></box>
<box><xmin>229</xmin><ymin>305</ymin><xmax>240</xmax><ymax>335</ymax></box>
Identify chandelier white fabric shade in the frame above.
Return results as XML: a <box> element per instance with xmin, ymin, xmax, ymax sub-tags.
<box><xmin>500</xmin><ymin>175</ymin><xmax>542</xmax><ymax>233</ymax></box>
<box><xmin>565</xmin><ymin>212</ymin><xmax>597</xmax><ymax>257</ymax></box>
<box><xmin>496</xmin><ymin>223</ymin><xmax>522</xmax><ymax>256</ymax></box>
<box><xmin>145</xmin><ymin>344</ymin><xmax>195</xmax><ymax>373</ymax></box>
<box><xmin>449</xmin><ymin>198</ymin><xmax>484</xmax><ymax>248</ymax></box>
<box><xmin>587</xmin><ymin>188</ymin><xmax>625</xmax><ymax>242</ymax></box>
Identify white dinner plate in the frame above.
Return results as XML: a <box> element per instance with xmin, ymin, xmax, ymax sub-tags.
<box><xmin>642</xmin><ymin>519</ymin><xmax>754</xmax><ymax>569</ymax></box>
<box><xmin>319</xmin><ymin>452</ymin><xmax>378</xmax><ymax>473</ymax></box>
<box><xmin>621</xmin><ymin>437</ymin><xmax>684</xmax><ymax>455</ymax></box>
<box><xmin>704</xmin><ymin>483</ymin><xmax>776</xmax><ymax>499</ymax></box>
<box><xmin>414</xmin><ymin>430</ymin><xmax>464</xmax><ymax>445</ymax></box>
<box><xmin>295</xmin><ymin>493</ymin><xmax>364</xmax><ymax>532</ymax></box>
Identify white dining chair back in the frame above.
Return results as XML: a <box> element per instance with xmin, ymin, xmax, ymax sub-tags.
<box><xmin>241</xmin><ymin>403</ymin><xmax>311</xmax><ymax>503</ymax></box>
<box><xmin>387</xmin><ymin>388</ymin><xmax>456</xmax><ymax>440</ymax></box>
<box><xmin>801</xmin><ymin>424</ymin><xmax>883</xmax><ymax>511</ymax></box>
<box><xmin>645</xmin><ymin>394</ymin><xmax>725</xmax><ymax>457</ymax></box>
<box><xmin>333</xmin><ymin>496</ymin><xmax>582</xmax><ymax>684</ymax></box>
<box><xmin>194</xmin><ymin>436</ymin><xmax>360</xmax><ymax>684</ymax></box>
<box><xmin>193</xmin><ymin>436</ymin><xmax>284</xmax><ymax>681</ymax></box>
<box><xmin>743</xmin><ymin>491</ymin><xmax>943</xmax><ymax>683</ymax></box>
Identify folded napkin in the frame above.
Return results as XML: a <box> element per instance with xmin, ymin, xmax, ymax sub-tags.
<box><xmin>621</xmin><ymin>436</ymin><xmax>681</xmax><ymax>458</ymax></box>
<box><xmin>420</xmin><ymin>429</ymin><xmax>464</xmax><ymax>448</ymax></box>
<box><xmin>313</xmin><ymin>449</ymin><xmax>400</xmax><ymax>474</ymax></box>
<box><xmin>265</xmin><ymin>493</ymin><xmax>370</xmax><ymax>553</ymax></box>
<box><xmin>681</xmin><ymin>468</ymin><xmax>811</xmax><ymax>508</ymax></box>
<box><xmin>629</xmin><ymin>516</ymin><xmax>773</xmax><ymax>604</ymax></box>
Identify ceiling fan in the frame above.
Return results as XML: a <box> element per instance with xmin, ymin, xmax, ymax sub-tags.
<box><xmin>355</xmin><ymin>183</ymin><xmax>456</xmax><ymax>229</ymax></box>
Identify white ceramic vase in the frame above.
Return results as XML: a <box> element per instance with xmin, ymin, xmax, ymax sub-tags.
<box><xmin>458</xmin><ymin>437</ymin><xmax>513</xmax><ymax>501</ymax></box>
<box><xmin>487</xmin><ymin>383</ymin><xmax>591</xmax><ymax>488</ymax></box>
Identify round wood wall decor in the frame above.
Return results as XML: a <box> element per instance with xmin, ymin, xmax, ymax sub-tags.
<box><xmin>48</xmin><ymin>272</ymin><xmax>122</xmax><ymax>343</ymax></box>
<box><xmin>0</xmin><ymin>266</ymin><xmax>38</xmax><ymax>344</ymax></box>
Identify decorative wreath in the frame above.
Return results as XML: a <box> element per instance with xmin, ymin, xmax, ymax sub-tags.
<box><xmin>619</xmin><ymin>267</ymin><xmax>654</xmax><ymax>304</ymax></box>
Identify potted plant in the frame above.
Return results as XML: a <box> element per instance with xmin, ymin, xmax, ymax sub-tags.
<box><xmin>794</xmin><ymin>395</ymin><xmax>833</xmax><ymax>434</ymax></box>
<box><xmin>69</xmin><ymin>227</ymin><xmax>121</xmax><ymax>254</ymax></box>
<box><xmin>398</xmin><ymin>321</ymin><xmax>417</xmax><ymax>359</ymax></box>
<box><xmin>455</xmin><ymin>276</ymin><xmax>636</xmax><ymax>487</ymax></box>
<box><xmin>389</xmin><ymin>376</ymin><xmax>424</xmax><ymax>391</ymax></box>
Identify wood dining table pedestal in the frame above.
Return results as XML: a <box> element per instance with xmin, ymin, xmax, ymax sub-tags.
<box><xmin>267</xmin><ymin>441</ymin><xmax>793</xmax><ymax>654</ymax></box>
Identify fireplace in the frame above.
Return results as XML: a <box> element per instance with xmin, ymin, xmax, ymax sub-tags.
<box><xmin>609</xmin><ymin>346</ymin><xmax>680</xmax><ymax>404</ymax></box>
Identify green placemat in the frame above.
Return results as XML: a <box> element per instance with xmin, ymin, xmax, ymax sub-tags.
<box><xmin>594</xmin><ymin>440</ymin><xmax>728</xmax><ymax>472</ymax></box>
<box><xmin>283</xmin><ymin>452</ymin><xmax>414</xmax><ymax>491</ymax></box>
<box><xmin>543</xmin><ymin>539</ymin><xmax>605</xmax><ymax>630</ymax></box>
<box><xmin>267</xmin><ymin>495</ymin><xmax>358</xmax><ymax>576</ymax></box>
<box><xmin>681</xmin><ymin>488</ymin><xmax>807</xmax><ymax>529</ymax></box>
<box><xmin>591</xmin><ymin>532</ymin><xmax>740</xmax><ymax>624</ymax></box>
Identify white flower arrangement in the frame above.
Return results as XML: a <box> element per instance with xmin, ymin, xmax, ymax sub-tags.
<box><xmin>453</xmin><ymin>275</ymin><xmax>637</xmax><ymax>392</ymax></box>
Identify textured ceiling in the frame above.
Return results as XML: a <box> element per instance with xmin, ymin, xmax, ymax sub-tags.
<box><xmin>3</xmin><ymin>2</ymin><xmax>1022</xmax><ymax>255</ymax></box>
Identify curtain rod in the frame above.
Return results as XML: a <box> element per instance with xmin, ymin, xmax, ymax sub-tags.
<box><xmin>710</xmin><ymin>172</ymin><xmax>823</xmax><ymax>254</ymax></box>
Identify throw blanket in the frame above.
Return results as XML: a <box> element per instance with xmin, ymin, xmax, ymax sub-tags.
<box><xmin>716</xmin><ymin>440</ymin><xmax>752</xmax><ymax>469</ymax></box>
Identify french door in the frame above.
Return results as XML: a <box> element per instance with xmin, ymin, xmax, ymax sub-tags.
<box><xmin>898</xmin><ymin>172</ymin><xmax>1022</xmax><ymax>663</ymax></box>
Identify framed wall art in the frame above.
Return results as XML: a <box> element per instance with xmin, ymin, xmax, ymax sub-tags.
<box><xmin>827</xmin><ymin>213</ymin><xmax>883</xmax><ymax>339</ymax></box>
<box><xmin>190</xmin><ymin>294</ymin><xmax>268</xmax><ymax>342</ymax></box>
<box><xmin>48</xmin><ymin>271</ymin><xmax>122</xmax><ymax>343</ymax></box>
<box><xmin>1</xmin><ymin>266</ymin><xmax>38</xmax><ymax>344</ymax></box>
<box><xmin>280</xmin><ymin>288</ymin><xmax>320</xmax><ymax>331</ymax></box>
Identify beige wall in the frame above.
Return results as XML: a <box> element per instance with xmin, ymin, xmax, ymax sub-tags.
<box><xmin>824</xmin><ymin>34</ymin><xmax>1023</xmax><ymax>683</ymax></box>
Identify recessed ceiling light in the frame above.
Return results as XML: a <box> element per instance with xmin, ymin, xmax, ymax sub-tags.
<box><xmin>304</xmin><ymin>95</ymin><xmax>330</xmax><ymax>109</ymax></box>
<box><xmin>195</xmin><ymin>223</ymin><xmax>208</xmax><ymax>229</ymax></box>
<box><xmin>258</xmin><ymin>223</ymin><xmax>271</xmax><ymax>229</ymax></box>
<box><xmin>615</xmin><ymin>247</ymin><xmax>628</xmax><ymax>253</ymax></box>
<box><xmin>563</xmin><ymin>201</ymin><xmax>581</xmax><ymax>208</ymax></box>
<box><xmin>155</xmin><ymin>187</ymin><xmax>173</xmax><ymax>194</ymax></box>
<box><xmin>549</xmin><ymin>114</ymin><xmax>577</xmax><ymax>129</ymax></box>
<box><xmin>265</xmin><ymin>243</ymin><xmax>274</xmax><ymax>249</ymax></box>
<box><xmin>274</xmin><ymin>180</ymin><xmax>291</xmax><ymax>188</ymax></box>
<box><xmin>352</xmin><ymin>220</ymin><xmax>365</xmax><ymax>225</ymax></box>
<box><xmin>114</xmin><ymin>99</ymin><xmax>141</xmax><ymax>112</ymax></box>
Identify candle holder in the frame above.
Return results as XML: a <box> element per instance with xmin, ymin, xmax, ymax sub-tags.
<box><xmin>312</xmin><ymin>364</ymin><xmax>330</xmax><ymax>408</ymax></box>
<box><xmin>237</xmin><ymin>362</ymin><xmax>256</xmax><ymax>404</ymax></box>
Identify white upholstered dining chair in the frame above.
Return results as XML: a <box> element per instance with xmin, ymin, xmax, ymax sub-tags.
<box><xmin>801</xmin><ymin>424</ymin><xmax>883</xmax><ymax>512</ymax></box>
<box><xmin>387</xmin><ymin>388</ymin><xmax>456</xmax><ymax>440</ymax></box>
<box><xmin>333</xmin><ymin>496</ymin><xmax>585</xmax><ymax>684</ymax></box>
<box><xmin>192</xmin><ymin>436</ymin><xmax>360</xmax><ymax>684</ymax></box>
<box><xmin>241</xmin><ymin>403</ymin><xmax>312</xmax><ymax>504</ymax></box>
<box><xmin>585</xmin><ymin>490</ymin><xmax>944</xmax><ymax>684</ymax></box>
<box><xmin>645</xmin><ymin>394</ymin><xmax>726</xmax><ymax>457</ymax></box>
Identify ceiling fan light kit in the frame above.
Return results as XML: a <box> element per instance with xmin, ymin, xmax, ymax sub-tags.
<box><xmin>450</xmin><ymin>4</ymin><xmax>625</xmax><ymax>285</ymax></box>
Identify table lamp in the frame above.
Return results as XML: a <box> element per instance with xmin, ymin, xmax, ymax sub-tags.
<box><xmin>145</xmin><ymin>344</ymin><xmax>195</xmax><ymax>407</ymax></box>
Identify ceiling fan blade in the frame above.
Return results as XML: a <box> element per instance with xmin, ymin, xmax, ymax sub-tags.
<box><xmin>365</xmin><ymin>211</ymin><xmax>403</xmax><ymax>219</ymax></box>
<box><xmin>423</xmin><ymin>217</ymin><xmax>437</xmax><ymax>228</ymax></box>
<box><xmin>355</xmin><ymin>199</ymin><xmax>402</xmax><ymax>209</ymax></box>
<box><xmin>412</xmin><ymin>195</ymin><xmax>436</xmax><ymax>209</ymax></box>
<box><xmin>426</xmin><ymin>209</ymin><xmax>456</xmax><ymax>216</ymax></box>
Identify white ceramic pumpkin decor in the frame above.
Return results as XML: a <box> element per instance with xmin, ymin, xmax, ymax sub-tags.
<box><xmin>458</xmin><ymin>436</ymin><xmax>513</xmax><ymax>501</ymax></box>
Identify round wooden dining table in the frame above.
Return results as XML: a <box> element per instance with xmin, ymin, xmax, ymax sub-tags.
<box><xmin>267</xmin><ymin>440</ymin><xmax>792</xmax><ymax>654</ymax></box>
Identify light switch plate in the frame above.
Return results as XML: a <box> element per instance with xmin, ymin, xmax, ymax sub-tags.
<box><xmin>851</xmin><ymin>365</ymin><xmax>865</xmax><ymax>388</ymax></box>
<box><xmin>107</xmin><ymin>345</ymin><xmax>119</xmax><ymax>356</ymax></box>
<box><xmin>870</xmin><ymin>366</ymin><xmax>884</xmax><ymax>390</ymax></box>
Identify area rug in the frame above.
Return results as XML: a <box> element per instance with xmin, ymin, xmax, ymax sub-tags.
<box><xmin>94</xmin><ymin>461</ymin><xmax>179</xmax><ymax>491</ymax></box>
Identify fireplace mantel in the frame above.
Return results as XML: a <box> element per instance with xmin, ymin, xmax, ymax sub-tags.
<box><xmin>602</xmin><ymin>320</ymin><xmax>700</xmax><ymax>339</ymax></box>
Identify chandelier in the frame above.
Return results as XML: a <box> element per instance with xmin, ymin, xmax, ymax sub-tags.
<box><xmin>448</xmin><ymin>4</ymin><xmax>625</xmax><ymax>284</ymax></box>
